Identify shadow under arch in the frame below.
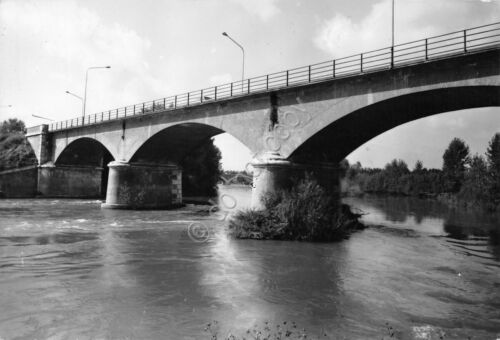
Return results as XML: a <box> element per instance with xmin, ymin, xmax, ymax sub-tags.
<box><xmin>289</xmin><ymin>85</ymin><xmax>500</xmax><ymax>164</ymax></box>
<box><xmin>55</xmin><ymin>137</ymin><xmax>115</xmax><ymax>197</ymax></box>
<box><xmin>129</xmin><ymin>122</ymin><xmax>229</xmax><ymax>164</ymax></box>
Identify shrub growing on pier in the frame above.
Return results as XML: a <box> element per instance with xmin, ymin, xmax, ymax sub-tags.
<box><xmin>228</xmin><ymin>177</ymin><xmax>364</xmax><ymax>242</ymax></box>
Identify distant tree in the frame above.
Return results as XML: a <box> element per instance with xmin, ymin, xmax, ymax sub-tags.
<box><xmin>0</xmin><ymin>119</ymin><xmax>26</xmax><ymax>134</ymax></box>
<box><xmin>486</xmin><ymin>133</ymin><xmax>500</xmax><ymax>178</ymax></box>
<box><xmin>413</xmin><ymin>160</ymin><xmax>424</xmax><ymax>173</ymax></box>
<box><xmin>459</xmin><ymin>154</ymin><xmax>491</xmax><ymax>205</ymax></box>
<box><xmin>181</xmin><ymin>139</ymin><xmax>222</xmax><ymax>197</ymax></box>
<box><xmin>385</xmin><ymin>159</ymin><xmax>409</xmax><ymax>176</ymax></box>
<box><xmin>442</xmin><ymin>138</ymin><xmax>470</xmax><ymax>192</ymax></box>
<box><xmin>338</xmin><ymin>159</ymin><xmax>350</xmax><ymax>178</ymax></box>
<box><xmin>486</xmin><ymin>132</ymin><xmax>500</xmax><ymax>204</ymax></box>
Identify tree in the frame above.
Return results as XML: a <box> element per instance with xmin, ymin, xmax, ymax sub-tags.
<box><xmin>0</xmin><ymin>119</ymin><xmax>26</xmax><ymax>134</ymax></box>
<box><xmin>459</xmin><ymin>154</ymin><xmax>491</xmax><ymax>204</ymax></box>
<box><xmin>181</xmin><ymin>139</ymin><xmax>222</xmax><ymax>198</ymax></box>
<box><xmin>0</xmin><ymin>119</ymin><xmax>36</xmax><ymax>171</ymax></box>
<box><xmin>486</xmin><ymin>133</ymin><xmax>500</xmax><ymax>178</ymax></box>
<box><xmin>413</xmin><ymin>160</ymin><xmax>424</xmax><ymax>173</ymax></box>
<box><xmin>486</xmin><ymin>133</ymin><xmax>500</xmax><ymax>204</ymax></box>
<box><xmin>442</xmin><ymin>138</ymin><xmax>470</xmax><ymax>193</ymax></box>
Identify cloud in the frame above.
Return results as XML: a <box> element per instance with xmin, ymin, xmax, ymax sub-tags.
<box><xmin>0</xmin><ymin>0</ymin><xmax>170</xmax><ymax>120</ymax></box>
<box><xmin>314</xmin><ymin>0</ymin><xmax>500</xmax><ymax>58</ymax></box>
<box><xmin>229</xmin><ymin>0</ymin><xmax>280</xmax><ymax>21</ymax></box>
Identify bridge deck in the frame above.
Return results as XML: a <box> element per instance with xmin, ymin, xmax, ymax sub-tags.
<box><xmin>39</xmin><ymin>22</ymin><xmax>500</xmax><ymax>133</ymax></box>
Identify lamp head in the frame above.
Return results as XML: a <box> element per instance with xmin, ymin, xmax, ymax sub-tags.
<box><xmin>105</xmin><ymin>66</ymin><xmax>111</xmax><ymax>68</ymax></box>
<box><xmin>222</xmin><ymin>32</ymin><xmax>228</xmax><ymax>36</ymax></box>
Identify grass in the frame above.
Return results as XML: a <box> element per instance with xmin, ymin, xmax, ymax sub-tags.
<box><xmin>228</xmin><ymin>177</ymin><xmax>365</xmax><ymax>242</ymax></box>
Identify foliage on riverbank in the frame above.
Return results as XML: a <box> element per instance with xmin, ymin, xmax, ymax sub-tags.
<box><xmin>228</xmin><ymin>177</ymin><xmax>365</xmax><ymax>242</ymax></box>
<box><xmin>182</xmin><ymin>139</ymin><xmax>222</xmax><ymax>198</ymax></box>
<box><xmin>0</xmin><ymin>119</ymin><xmax>37</xmax><ymax>171</ymax></box>
<box><xmin>342</xmin><ymin>134</ymin><xmax>500</xmax><ymax>211</ymax></box>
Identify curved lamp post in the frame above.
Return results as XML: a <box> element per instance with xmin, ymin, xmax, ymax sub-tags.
<box><xmin>83</xmin><ymin>66</ymin><xmax>111</xmax><ymax>118</ymax></box>
<box><xmin>222</xmin><ymin>32</ymin><xmax>245</xmax><ymax>92</ymax></box>
<box><xmin>65</xmin><ymin>90</ymin><xmax>83</xmax><ymax>102</ymax></box>
<box><xmin>32</xmin><ymin>114</ymin><xmax>54</xmax><ymax>121</ymax></box>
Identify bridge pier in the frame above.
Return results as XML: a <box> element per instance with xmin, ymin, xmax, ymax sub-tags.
<box><xmin>101</xmin><ymin>161</ymin><xmax>182</xmax><ymax>209</ymax></box>
<box><xmin>37</xmin><ymin>163</ymin><xmax>104</xmax><ymax>198</ymax></box>
<box><xmin>251</xmin><ymin>153</ymin><xmax>340</xmax><ymax>209</ymax></box>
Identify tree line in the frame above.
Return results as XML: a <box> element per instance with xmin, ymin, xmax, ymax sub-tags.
<box><xmin>0</xmin><ymin>119</ymin><xmax>37</xmax><ymax>171</ymax></box>
<box><xmin>342</xmin><ymin>133</ymin><xmax>500</xmax><ymax>210</ymax></box>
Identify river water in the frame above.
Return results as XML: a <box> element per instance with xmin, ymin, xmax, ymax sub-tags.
<box><xmin>0</xmin><ymin>186</ymin><xmax>499</xmax><ymax>339</ymax></box>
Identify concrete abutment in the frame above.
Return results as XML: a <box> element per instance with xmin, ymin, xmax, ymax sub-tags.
<box><xmin>251</xmin><ymin>153</ymin><xmax>341</xmax><ymax>209</ymax></box>
<box><xmin>101</xmin><ymin>161</ymin><xmax>182</xmax><ymax>209</ymax></box>
<box><xmin>38</xmin><ymin>163</ymin><xmax>104</xmax><ymax>198</ymax></box>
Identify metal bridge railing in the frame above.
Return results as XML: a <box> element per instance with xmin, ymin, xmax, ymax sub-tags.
<box><xmin>48</xmin><ymin>22</ymin><xmax>500</xmax><ymax>132</ymax></box>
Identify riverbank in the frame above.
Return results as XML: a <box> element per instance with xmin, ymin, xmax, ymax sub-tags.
<box><xmin>342</xmin><ymin>190</ymin><xmax>500</xmax><ymax>212</ymax></box>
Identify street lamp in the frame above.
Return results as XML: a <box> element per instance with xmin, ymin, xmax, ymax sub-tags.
<box><xmin>390</xmin><ymin>0</ymin><xmax>395</xmax><ymax>68</ymax></box>
<box><xmin>65</xmin><ymin>90</ymin><xmax>83</xmax><ymax>102</ymax></box>
<box><xmin>83</xmin><ymin>66</ymin><xmax>111</xmax><ymax>118</ymax></box>
<box><xmin>32</xmin><ymin>114</ymin><xmax>54</xmax><ymax>121</ymax></box>
<box><xmin>222</xmin><ymin>32</ymin><xmax>245</xmax><ymax>92</ymax></box>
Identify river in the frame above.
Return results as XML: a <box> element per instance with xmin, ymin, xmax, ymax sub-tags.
<box><xmin>0</xmin><ymin>185</ymin><xmax>499</xmax><ymax>339</ymax></box>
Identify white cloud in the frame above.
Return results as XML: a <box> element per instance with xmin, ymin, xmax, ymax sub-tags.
<box><xmin>314</xmin><ymin>0</ymin><xmax>500</xmax><ymax>58</ymax></box>
<box><xmin>0</xmin><ymin>0</ymin><xmax>171</xmax><ymax>122</ymax></box>
<box><xmin>229</xmin><ymin>0</ymin><xmax>280</xmax><ymax>21</ymax></box>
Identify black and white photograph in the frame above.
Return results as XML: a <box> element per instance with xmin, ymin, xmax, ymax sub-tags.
<box><xmin>0</xmin><ymin>0</ymin><xmax>499</xmax><ymax>338</ymax></box>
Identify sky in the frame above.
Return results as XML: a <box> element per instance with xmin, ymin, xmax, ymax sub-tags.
<box><xmin>0</xmin><ymin>0</ymin><xmax>499</xmax><ymax>170</ymax></box>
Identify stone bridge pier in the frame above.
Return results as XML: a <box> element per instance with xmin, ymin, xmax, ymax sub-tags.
<box><xmin>251</xmin><ymin>152</ymin><xmax>341</xmax><ymax>209</ymax></box>
<box><xmin>102</xmin><ymin>161</ymin><xmax>182</xmax><ymax>209</ymax></box>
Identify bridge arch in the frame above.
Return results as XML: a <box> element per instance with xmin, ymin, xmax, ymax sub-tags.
<box><xmin>288</xmin><ymin>85</ymin><xmax>500</xmax><ymax>164</ymax></box>
<box><xmin>55</xmin><ymin>137</ymin><xmax>115</xmax><ymax>166</ymax></box>
<box><xmin>128</xmin><ymin>122</ymin><xmax>243</xmax><ymax>164</ymax></box>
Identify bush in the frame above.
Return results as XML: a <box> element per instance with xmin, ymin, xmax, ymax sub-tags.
<box><xmin>228</xmin><ymin>177</ymin><xmax>364</xmax><ymax>242</ymax></box>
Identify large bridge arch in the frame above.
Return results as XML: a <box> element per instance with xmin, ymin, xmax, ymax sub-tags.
<box><xmin>128</xmin><ymin>122</ymin><xmax>227</xmax><ymax>164</ymax></box>
<box><xmin>288</xmin><ymin>85</ymin><xmax>500</xmax><ymax>163</ymax></box>
<box><xmin>55</xmin><ymin>137</ymin><xmax>115</xmax><ymax>167</ymax></box>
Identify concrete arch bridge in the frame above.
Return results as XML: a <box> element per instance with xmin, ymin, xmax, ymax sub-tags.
<box><xmin>26</xmin><ymin>23</ymin><xmax>500</xmax><ymax>209</ymax></box>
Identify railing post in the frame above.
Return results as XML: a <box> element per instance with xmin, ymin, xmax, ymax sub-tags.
<box><xmin>425</xmin><ymin>39</ymin><xmax>428</xmax><ymax>60</ymax></box>
<box><xmin>101</xmin><ymin>112</ymin><xmax>104</xmax><ymax>121</ymax></box>
<box><xmin>133</xmin><ymin>105</ymin><xmax>136</xmax><ymax>115</ymax></box>
<box><xmin>163</xmin><ymin>98</ymin><xmax>166</xmax><ymax>109</ymax></box>
<box><xmin>116</xmin><ymin>109</ymin><xmax>118</xmax><ymax>118</ymax></box>
<box><xmin>391</xmin><ymin>46</ymin><xmax>394</xmax><ymax>68</ymax></box>
<box><xmin>214</xmin><ymin>87</ymin><xmax>217</xmax><ymax>100</ymax></box>
<box><xmin>360</xmin><ymin>54</ymin><xmax>363</xmax><ymax>72</ymax></box>
<box><xmin>174</xmin><ymin>95</ymin><xmax>177</xmax><ymax>109</ymax></box>
<box><xmin>230</xmin><ymin>83</ymin><xmax>233</xmax><ymax>97</ymax></box>
<box><xmin>201</xmin><ymin>89</ymin><xmax>203</xmax><ymax>103</ymax></box>
<box><xmin>266</xmin><ymin>75</ymin><xmax>269</xmax><ymax>90</ymax></box>
<box><xmin>187</xmin><ymin>92</ymin><xmax>190</xmax><ymax>106</ymax></box>
<box><xmin>109</xmin><ymin>110</ymin><xmax>111</xmax><ymax>120</ymax></box>
<box><xmin>142</xmin><ymin>102</ymin><xmax>145</xmax><ymax>113</ymax></box>
<box><xmin>333</xmin><ymin>60</ymin><xmax>335</xmax><ymax>78</ymax></box>
<box><xmin>463</xmin><ymin>30</ymin><xmax>467</xmax><ymax>53</ymax></box>
<box><xmin>308</xmin><ymin>65</ymin><xmax>311</xmax><ymax>82</ymax></box>
<box><xmin>152</xmin><ymin>101</ymin><xmax>155</xmax><ymax>111</ymax></box>
<box><xmin>286</xmin><ymin>70</ymin><xmax>289</xmax><ymax>87</ymax></box>
<box><xmin>248</xmin><ymin>79</ymin><xmax>250</xmax><ymax>94</ymax></box>
<box><xmin>124</xmin><ymin>107</ymin><xmax>127</xmax><ymax>118</ymax></box>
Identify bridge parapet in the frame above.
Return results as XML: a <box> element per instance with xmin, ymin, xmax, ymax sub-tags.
<box><xmin>26</xmin><ymin>124</ymin><xmax>48</xmax><ymax>137</ymax></box>
<box><xmin>38</xmin><ymin>22</ymin><xmax>500</xmax><ymax>134</ymax></box>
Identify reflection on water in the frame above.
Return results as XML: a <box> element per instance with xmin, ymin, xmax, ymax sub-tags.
<box><xmin>0</xmin><ymin>192</ymin><xmax>499</xmax><ymax>339</ymax></box>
